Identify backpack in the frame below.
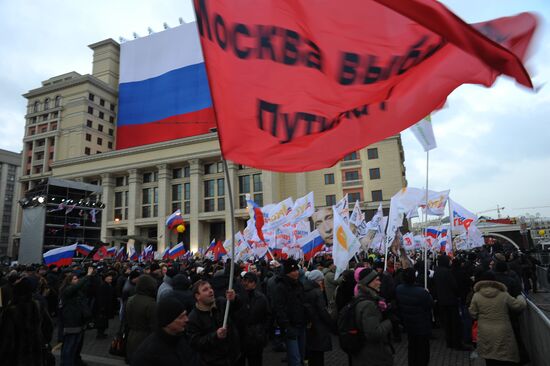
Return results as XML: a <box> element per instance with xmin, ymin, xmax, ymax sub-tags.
<box><xmin>337</xmin><ymin>298</ymin><xmax>367</xmax><ymax>354</ymax></box>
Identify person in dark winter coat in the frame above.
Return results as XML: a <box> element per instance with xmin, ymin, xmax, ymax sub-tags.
<box><xmin>156</xmin><ymin>268</ymin><xmax>177</xmax><ymax>301</ymax></box>
<box><xmin>235</xmin><ymin>272</ymin><xmax>270</xmax><ymax>366</ymax></box>
<box><xmin>351</xmin><ymin>268</ymin><xmax>393</xmax><ymax>366</ymax></box>
<box><xmin>171</xmin><ymin>273</ymin><xmax>193</xmax><ymax>306</ymax></box>
<box><xmin>303</xmin><ymin>270</ymin><xmax>334</xmax><ymax>366</ymax></box>
<box><xmin>130</xmin><ymin>294</ymin><xmax>198</xmax><ymax>366</ymax></box>
<box><xmin>95</xmin><ymin>272</ymin><xmax>117</xmax><ymax>339</ymax></box>
<box><xmin>434</xmin><ymin>255</ymin><xmax>465</xmax><ymax>350</ymax></box>
<box><xmin>492</xmin><ymin>261</ymin><xmax>522</xmax><ymax>297</ymax></box>
<box><xmin>335</xmin><ymin>269</ymin><xmax>356</xmax><ymax>313</ymax></box>
<box><xmin>273</xmin><ymin>259</ymin><xmax>308</xmax><ymax>366</ymax></box>
<box><xmin>396</xmin><ymin>268</ymin><xmax>433</xmax><ymax>366</ymax></box>
<box><xmin>0</xmin><ymin>277</ymin><xmax>54</xmax><ymax>366</ymax></box>
<box><xmin>187</xmin><ymin>280</ymin><xmax>241</xmax><ymax>366</ymax></box>
<box><xmin>125</xmin><ymin>275</ymin><xmax>158</xmax><ymax>362</ymax></box>
<box><xmin>60</xmin><ymin>266</ymin><xmax>94</xmax><ymax>366</ymax></box>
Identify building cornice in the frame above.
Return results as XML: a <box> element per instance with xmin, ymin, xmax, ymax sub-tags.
<box><xmin>52</xmin><ymin>133</ymin><xmax>222</xmax><ymax>175</ymax></box>
<box><xmin>88</xmin><ymin>38</ymin><xmax>120</xmax><ymax>50</ymax></box>
<box><xmin>23</xmin><ymin>74</ymin><xmax>118</xmax><ymax>99</ymax></box>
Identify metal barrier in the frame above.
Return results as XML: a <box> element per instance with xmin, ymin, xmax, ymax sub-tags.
<box><xmin>536</xmin><ymin>265</ymin><xmax>549</xmax><ymax>291</ymax></box>
<box><xmin>519</xmin><ymin>298</ymin><xmax>550</xmax><ymax>366</ymax></box>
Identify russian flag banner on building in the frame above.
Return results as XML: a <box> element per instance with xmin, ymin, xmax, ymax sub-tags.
<box><xmin>44</xmin><ymin>244</ymin><xmax>77</xmax><ymax>267</ymax></box>
<box><xmin>194</xmin><ymin>0</ymin><xmax>537</xmax><ymax>172</ymax></box>
<box><xmin>117</xmin><ymin>22</ymin><xmax>216</xmax><ymax>149</ymax></box>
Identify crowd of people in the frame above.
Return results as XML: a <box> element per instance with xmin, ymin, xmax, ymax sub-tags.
<box><xmin>0</xmin><ymin>244</ymin><xmax>543</xmax><ymax>366</ymax></box>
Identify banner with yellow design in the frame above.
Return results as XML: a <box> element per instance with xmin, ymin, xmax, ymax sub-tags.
<box><xmin>333</xmin><ymin>207</ymin><xmax>361</xmax><ymax>280</ymax></box>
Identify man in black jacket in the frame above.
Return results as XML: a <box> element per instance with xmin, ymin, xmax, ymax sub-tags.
<box><xmin>272</xmin><ymin>259</ymin><xmax>307</xmax><ymax>366</ymax></box>
<box><xmin>131</xmin><ymin>294</ymin><xmax>197</xmax><ymax>366</ymax></box>
<box><xmin>187</xmin><ymin>280</ymin><xmax>241</xmax><ymax>366</ymax></box>
<box><xmin>235</xmin><ymin>272</ymin><xmax>270</xmax><ymax>366</ymax></box>
<box><xmin>396</xmin><ymin>268</ymin><xmax>433</xmax><ymax>366</ymax></box>
<box><xmin>434</xmin><ymin>255</ymin><xmax>468</xmax><ymax>350</ymax></box>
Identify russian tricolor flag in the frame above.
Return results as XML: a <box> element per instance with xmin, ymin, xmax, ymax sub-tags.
<box><xmin>169</xmin><ymin>242</ymin><xmax>186</xmax><ymax>260</ymax></box>
<box><xmin>76</xmin><ymin>244</ymin><xmax>94</xmax><ymax>256</ymax></box>
<box><xmin>106</xmin><ymin>247</ymin><xmax>117</xmax><ymax>257</ymax></box>
<box><xmin>166</xmin><ymin>209</ymin><xmax>184</xmax><ymax>230</ymax></box>
<box><xmin>426</xmin><ymin>228</ymin><xmax>439</xmax><ymax>239</ymax></box>
<box><xmin>299</xmin><ymin>230</ymin><xmax>325</xmax><ymax>262</ymax></box>
<box><xmin>129</xmin><ymin>247</ymin><xmax>138</xmax><ymax>262</ymax></box>
<box><xmin>44</xmin><ymin>244</ymin><xmax>77</xmax><ymax>267</ymax></box>
<box><xmin>246</xmin><ymin>196</ymin><xmax>266</xmax><ymax>243</ymax></box>
<box><xmin>117</xmin><ymin>22</ymin><xmax>216</xmax><ymax>149</ymax></box>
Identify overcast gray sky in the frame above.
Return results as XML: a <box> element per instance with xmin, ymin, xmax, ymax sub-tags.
<box><xmin>0</xmin><ymin>0</ymin><xmax>548</xmax><ymax>219</ymax></box>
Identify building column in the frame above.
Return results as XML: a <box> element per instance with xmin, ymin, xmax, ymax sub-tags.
<box><xmin>261</xmin><ymin>171</ymin><xmax>280</xmax><ymax>204</ymax></box>
<box><xmin>296</xmin><ymin>172</ymin><xmax>307</xmax><ymax>197</ymax></box>
<box><xmin>189</xmin><ymin>159</ymin><xmax>202</xmax><ymax>252</ymax></box>
<box><xmin>156</xmin><ymin>164</ymin><xmax>170</xmax><ymax>252</ymax></box>
<box><xmin>127</xmin><ymin>169</ymin><xmax>141</xmax><ymax>236</ymax></box>
<box><xmin>100</xmin><ymin>173</ymin><xmax>114</xmax><ymax>243</ymax></box>
<box><xmin>224</xmin><ymin>162</ymin><xmax>238</xmax><ymax>240</ymax></box>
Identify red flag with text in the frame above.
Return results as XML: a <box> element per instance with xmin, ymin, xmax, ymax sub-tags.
<box><xmin>193</xmin><ymin>0</ymin><xmax>537</xmax><ymax>172</ymax></box>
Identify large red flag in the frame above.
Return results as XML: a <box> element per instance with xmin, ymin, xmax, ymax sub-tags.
<box><xmin>193</xmin><ymin>0</ymin><xmax>537</xmax><ymax>172</ymax></box>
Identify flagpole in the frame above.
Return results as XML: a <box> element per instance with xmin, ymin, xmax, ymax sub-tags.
<box><xmin>423</xmin><ymin>151</ymin><xmax>429</xmax><ymax>289</ymax></box>
<box><xmin>448</xmin><ymin>201</ymin><xmax>455</xmax><ymax>254</ymax></box>
<box><xmin>222</xmin><ymin>159</ymin><xmax>236</xmax><ymax>328</ymax></box>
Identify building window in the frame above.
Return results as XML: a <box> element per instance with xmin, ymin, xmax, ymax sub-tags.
<box><xmin>204</xmin><ymin>178</ymin><xmax>224</xmax><ymax>212</ymax></box>
<box><xmin>97</xmin><ymin>137</ymin><xmax>102</xmax><ymax>145</ymax></box>
<box><xmin>98</xmin><ymin>124</ymin><xmax>103</xmax><ymax>132</ymax></box>
<box><xmin>326</xmin><ymin>194</ymin><xmax>336</xmax><ymax>206</ymax></box>
<box><xmin>36</xmin><ymin>139</ymin><xmax>45</xmax><ymax>147</ymax></box>
<box><xmin>369</xmin><ymin>168</ymin><xmax>380</xmax><ymax>180</ymax></box>
<box><xmin>173</xmin><ymin>168</ymin><xmax>183</xmax><ymax>179</ymax></box>
<box><xmin>367</xmin><ymin>148</ymin><xmax>378</xmax><ymax>159</ymax></box>
<box><xmin>55</xmin><ymin>96</ymin><xmax>61</xmax><ymax>107</ymax></box>
<box><xmin>108</xmin><ymin>142</ymin><xmax>113</xmax><ymax>149</ymax></box>
<box><xmin>344</xmin><ymin>170</ymin><xmax>360</xmax><ymax>181</ymax></box>
<box><xmin>324</xmin><ymin>173</ymin><xmax>335</xmax><ymax>185</ymax></box>
<box><xmin>343</xmin><ymin>151</ymin><xmax>359</xmax><ymax>161</ymax></box>
<box><xmin>33</xmin><ymin>101</ymin><xmax>40</xmax><ymax>113</ymax></box>
<box><xmin>44</xmin><ymin>98</ymin><xmax>50</xmax><ymax>110</ymax></box>
<box><xmin>142</xmin><ymin>171</ymin><xmax>158</xmax><ymax>183</ymax></box>
<box><xmin>99</xmin><ymin>111</ymin><xmax>104</xmax><ymax>120</ymax></box>
<box><xmin>348</xmin><ymin>192</ymin><xmax>362</xmax><ymax>203</ymax></box>
<box><xmin>115</xmin><ymin>176</ymin><xmax>127</xmax><ymax>187</ymax></box>
<box><xmin>100</xmin><ymin>98</ymin><xmax>105</xmax><ymax>107</ymax></box>
<box><xmin>89</xmin><ymin>93</ymin><xmax>95</xmax><ymax>101</ymax></box>
<box><xmin>88</xmin><ymin>106</ymin><xmax>93</xmax><ymax>114</ymax></box>
<box><xmin>110</xmin><ymin>103</ymin><xmax>116</xmax><ymax>111</ymax></box>
<box><xmin>108</xmin><ymin>128</ymin><xmax>113</xmax><ymax>136</ymax></box>
<box><xmin>171</xmin><ymin>184</ymin><xmax>182</xmax><ymax>212</ymax></box>
<box><xmin>239</xmin><ymin>174</ymin><xmax>263</xmax><ymax>208</ymax></box>
<box><xmin>86</xmin><ymin>120</ymin><xmax>92</xmax><ymax>128</ymax></box>
<box><xmin>371</xmin><ymin>190</ymin><xmax>383</xmax><ymax>202</ymax></box>
<box><xmin>204</xmin><ymin>163</ymin><xmax>216</xmax><ymax>175</ymax></box>
<box><xmin>142</xmin><ymin>187</ymin><xmax>158</xmax><ymax>218</ymax></box>
<box><xmin>183</xmin><ymin>166</ymin><xmax>190</xmax><ymax>177</ymax></box>
<box><xmin>96</xmin><ymin>150</ymin><xmax>102</xmax><ymax>154</ymax></box>
<box><xmin>114</xmin><ymin>190</ymin><xmax>128</xmax><ymax>220</ymax></box>
<box><xmin>183</xmin><ymin>183</ymin><xmax>191</xmax><ymax>214</ymax></box>
<box><xmin>109</xmin><ymin>116</ymin><xmax>115</xmax><ymax>123</ymax></box>
<box><xmin>239</xmin><ymin>175</ymin><xmax>250</xmax><ymax>194</ymax></box>
<box><xmin>84</xmin><ymin>147</ymin><xmax>90</xmax><ymax>155</ymax></box>
<box><xmin>49</xmin><ymin>152</ymin><xmax>54</xmax><ymax>160</ymax></box>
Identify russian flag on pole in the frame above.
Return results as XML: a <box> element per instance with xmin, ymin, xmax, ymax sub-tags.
<box><xmin>166</xmin><ymin>209</ymin><xmax>184</xmax><ymax>230</ymax></box>
<box><xmin>117</xmin><ymin>22</ymin><xmax>216</xmax><ymax>149</ymax></box>
<box><xmin>106</xmin><ymin>247</ymin><xmax>117</xmax><ymax>257</ymax></box>
<box><xmin>116</xmin><ymin>247</ymin><xmax>127</xmax><ymax>261</ymax></box>
<box><xmin>169</xmin><ymin>242</ymin><xmax>186</xmax><ymax>260</ymax></box>
<box><xmin>298</xmin><ymin>230</ymin><xmax>325</xmax><ymax>262</ymax></box>
<box><xmin>76</xmin><ymin>244</ymin><xmax>94</xmax><ymax>256</ymax></box>
<box><xmin>246</xmin><ymin>194</ymin><xmax>266</xmax><ymax>243</ymax></box>
<box><xmin>129</xmin><ymin>247</ymin><xmax>138</xmax><ymax>262</ymax></box>
<box><xmin>162</xmin><ymin>247</ymin><xmax>170</xmax><ymax>260</ymax></box>
<box><xmin>44</xmin><ymin>244</ymin><xmax>77</xmax><ymax>267</ymax></box>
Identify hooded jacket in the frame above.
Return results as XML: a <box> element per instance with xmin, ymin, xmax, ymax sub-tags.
<box><xmin>125</xmin><ymin>275</ymin><xmax>158</xmax><ymax>360</ymax></box>
<box><xmin>469</xmin><ymin>280</ymin><xmax>526</xmax><ymax>363</ymax></box>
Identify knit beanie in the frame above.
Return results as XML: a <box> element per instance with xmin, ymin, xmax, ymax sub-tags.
<box><xmin>156</xmin><ymin>295</ymin><xmax>192</xmax><ymax>328</ymax></box>
<box><xmin>283</xmin><ymin>259</ymin><xmax>299</xmax><ymax>274</ymax></box>
<box><xmin>306</xmin><ymin>269</ymin><xmax>324</xmax><ymax>282</ymax></box>
<box><xmin>357</xmin><ymin>268</ymin><xmax>379</xmax><ymax>287</ymax></box>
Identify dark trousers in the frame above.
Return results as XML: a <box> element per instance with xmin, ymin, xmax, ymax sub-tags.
<box><xmin>307</xmin><ymin>350</ymin><xmax>325</xmax><ymax>366</ymax></box>
<box><xmin>439</xmin><ymin>305</ymin><xmax>462</xmax><ymax>348</ymax></box>
<box><xmin>485</xmin><ymin>359</ymin><xmax>519</xmax><ymax>366</ymax></box>
<box><xmin>236</xmin><ymin>348</ymin><xmax>263</xmax><ymax>366</ymax></box>
<box><xmin>60</xmin><ymin>332</ymin><xmax>83</xmax><ymax>366</ymax></box>
<box><xmin>407</xmin><ymin>334</ymin><xmax>430</xmax><ymax>366</ymax></box>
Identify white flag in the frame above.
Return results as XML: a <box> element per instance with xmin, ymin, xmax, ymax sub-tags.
<box><xmin>288</xmin><ymin>192</ymin><xmax>315</xmax><ymax>224</ymax></box>
<box><xmin>263</xmin><ymin>197</ymin><xmax>294</xmax><ymax>230</ymax></box>
<box><xmin>402</xmin><ymin>232</ymin><xmax>415</xmax><ymax>252</ymax></box>
<box><xmin>349</xmin><ymin>200</ymin><xmax>364</xmax><ymax>227</ymax></box>
<box><xmin>420</xmin><ymin>190</ymin><xmax>450</xmax><ymax>216</ymax></box>
<box><xmin>333</xmin><ymin>207</ymin><xmax>361</xmax><ymax>280</ymax></box>
<box><xmin>334</xmin><ymin>194</ymin><xmax>349</xmax><ymax>224</ymax></box>
<box><xmin>410</xmin><ymin>116</ymin><xmax>437</xmax><ymax>152</ymax></box>
<box><xmin>449</xmin><ymin>199</ymin><xmax>478</xmax><ymax>234</ymax></box>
